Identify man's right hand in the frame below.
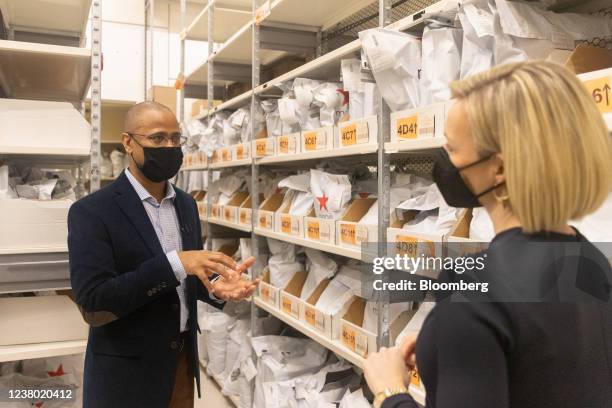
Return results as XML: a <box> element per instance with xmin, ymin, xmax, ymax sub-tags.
<box><xmin>178</xmin><ymin>250</ymin><xmax>238</xmax><ymax>282</ymax></box>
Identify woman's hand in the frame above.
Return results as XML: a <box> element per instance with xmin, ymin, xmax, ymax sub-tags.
<box><xmin>400</xmin><ymin>333</ymin><xmax>418</xmax><ymax>368</ymax></box>
<box><xmin>364</xmin><ymin>346</ymin><xmax>411</xmax><ymax>395</ymax></box>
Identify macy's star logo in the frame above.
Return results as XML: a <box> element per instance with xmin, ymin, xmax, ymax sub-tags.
<box><xmin>317</xmin><ymin>194</ymin><xmax>329</xmax><ymax>211</ymax></box>
<box><xmin>47</xmin><ymin>364</ymin><xmax>65</xmax><ymax>377</ymax></box>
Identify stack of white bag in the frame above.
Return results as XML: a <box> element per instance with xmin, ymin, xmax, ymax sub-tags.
<box><xmin>198</xmin><ymin>113</ymin><xmax>226</xmax><ymax>155</ymax></box>
<box><xmin>0</xmin><ymin>354</ymin><xmax>85</xmax><ymax>408</ymax></box>
<box><xmin>208</xmin><ymin>171</ymin><xmax>247</xmax><ymax>205</ymax></box>
<box><xmin>301</xmin><ymin>249</ymin><xmax>338</xmax><ymax>301</ymax></box>
<box><xmin>267</xmin><ymin>238</ymin><xmax>304</xmax><ymax>288</ymax></box>
<box><xmin>278</xmin><ymin>172</ymin><xmax>314</xmax><ymax>216</ymax></box>
<box><xmin>184</xmin><ymin>119</ymin><xmax>207</xmax><ymax>153</ymax></box>
<box><xmin>359</xmin><ymin>28</ymin><xmax>422</xmax><ymax>111</ymax></box>
<box><xmin>310</xmin><ymin>169</ymin><xmax>353</xmax><ymax>220</ymax></box>
<box><xmin>223</xmin><ymin>108</ymin><xmax>249</xmax><ymax>146</ymax></box>
<box><xmin>470</xmin><ymin>207</ymin><xmax>496</xmax><ymax>241</ymax></box>
<box><xmin>315</xmin><ymin>264</ymin><xmax>363</xmax><ymax>315</ymax></box>
<box><xmin>252</xmin><ymin>335</ymin><xmax>329</xmax><ymax>408</ymax></box>
<box><xmin>261</xmin><ymin>100</ymin><xmax>283</xmax><ymax>138</ymax></box>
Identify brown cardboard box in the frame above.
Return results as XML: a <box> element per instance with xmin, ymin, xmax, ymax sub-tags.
<box><xmin>564</xmin><ymin>45</ymin><xmax>612</xmax><ymax>74</ymax></box>
<box><xmin>149</xmin><ymin>86</ymin><xmax>177</xmax><ymax>115</ymax></box>
<box><xmin>280</xmin><ymin>271</ymin><xmax>309</xmax><ymax>319</ymax></box>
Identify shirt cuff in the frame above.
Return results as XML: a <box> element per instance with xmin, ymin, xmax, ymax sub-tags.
<box><xmin>208</xmin><ymin>275</ymin><xmax>224</xmax><ymax>303</ymax></box>
<box><xmin>167</xmin><ymin>250</ymin><xmax>187</xmax><ymax>282</ymax></box>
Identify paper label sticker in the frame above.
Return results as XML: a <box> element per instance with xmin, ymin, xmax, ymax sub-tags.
<box><xmin>279</xmin><ymin>135</ymin><xmax>290</xmax><ymax>154</ymax></box>
<box><xmin>239</xmin><ymin>209</ymin><xmax>251</xmax><ymax>225</ymax></box>
<box><xmin>584</xmin><ymin>76</ymin><xmax>612</xmax><ymax>113</ymax></box>
<box><xmin>303</xmin><ymin>131</ymin><xmax>319</xmax><ymax>151</ymax></box>
<box><xmin>236</xmin><ymin>144</ymin><xmax>246</xmax><ymax>160</ymax></box>
<box><xmin>224</xmin><ymin>207</ymin><xmax>233</xmax><ymax>221</ymax></box>
<box><xmin>261</xmin><ymin>286</ymin><xmax>270</xmax><ymax>301</ymax></box>
<box><xmin>307</xmin><ymin>220</ymin><xmax>320</xmax><ymax>240</ymax></box>
<box><xmin>397</xmin><ymin>115</ymin><xmax>418</xmax><ymax>139</ymax></box>
<box><xmin>340</xmin><ymin>223</ymin><xmax>357</xmax><ymax>245</ymax></box>
<box><xmin>222</xmin><ymin>148</ymin><xmax>231</xmax><ymax>162</ymax></box>
<box><xmin>281</xmin><ymin>215</ymin><xmax>292</xmax><ymax>234</ymax></box>
<box><xmin>356</xmin><ymin>225</ymin><xmax>369</xmax><ymax>243</ymax></box>
<box><xmin>419</xmin><ymin>112</ymin><xmax>436</xmax><ymax>138</ymax></box>
<box><xmin>410</xmin><ymin>370</ymin><xmax>421</xmax><ymax>387</ymax></box>
<box><xmin>341</xmin><ymin>122</ymin><xmax>369</xmax><ymax>146</ymax></box>
<box><xmin>342</xmin><ymin>325</ymin><xmax>357</xmax><ymax>351</ymax></box>
<box><xmin>355</xmin><ymin>332</ymin><xmax>368</xmax><ymax>356</ymax></box>
<box><xmin>395</xmin><ymin>235</ymin><xmax>419</xmax><ymax>258</ymax></box>
<box><xmin>282</xmin><ymin>297</ymin><xmax>299</xmax><ymax>318</ymax></box>
<box><xmin>259</xmin><ymin>212</ymin><xmax>273</xmax><ymax>229</ymax></box>
<box><xmin>211</xmin><ymin>205</ymin><xmax>219</xmax><ymax>219</ymax></box>
<box><xmin>256</xmin><ymin>139</ymin><xmax>270</xmax><ymax>156</ymax></box>
<box><xmin>305</xmin><ymin>306</ymin><xmax>316</xmax><ymax>327</ymax></box>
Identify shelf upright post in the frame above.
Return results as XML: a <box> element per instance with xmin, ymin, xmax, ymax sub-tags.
<box><xmin>179</xmin><ymin>0</ymin><xmax>186</xmax><ymax>123</ymax></box>
<box><xmin>205</xmin><ymin>1</ymin><xmax>214</xmax><ymax>251</ymax></box>
<box><xmin>250</xmin><ymin>0</ymin><xmax>262</xmax><ymax>337</ymax></box>
<box><xmin>90</xmin><ymin>0</ymin><xmax>103</xmax><ymax>193</ymax></box>
<box><xmin>376</xmin><ymin>0</ymin><xmax>392</xmax><ymax>349</ymax></box>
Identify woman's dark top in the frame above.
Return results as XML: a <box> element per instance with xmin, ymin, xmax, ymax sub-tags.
<box><xmin>382</xmin><ymin>227</ymin><xmax>612</xmax><ymax>408</ymax></box>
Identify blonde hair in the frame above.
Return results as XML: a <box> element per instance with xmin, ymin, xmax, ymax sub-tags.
<box><xmin>450</xmin><ymin>61</ymin><xmax>611</xmax><ymax>233</ymax></box>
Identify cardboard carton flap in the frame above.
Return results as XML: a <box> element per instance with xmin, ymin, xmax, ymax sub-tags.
<box><xmin>260</xmin><ymin>191</ymin><xmax>286</xmax><ymax>211</ymax></box>
<box><xmin>342</xmin><ymin>198</ymin><xmax>378</xmax><ymax>222</ymax></box>
<box><xmin>284</xmin><ymin>271</ymin><xmax>309</xmax><ymax>296</ymax></box>
<box><xmin>343</xmin><ymin>297</ymin><xmax>366</xmax><ymax>326</ymax></box>
<box><xmin>306</xmin><ymin>278</ymin><xmax>331</xmax><ymax>305</ymax></box>
<box><xmin>227</xmin><ymin>191</ymin><xmax>250</xmax><ymax>207</ymax></box>
<box><xmin>218</xmin><ymin>242</ymin><xmax>239</xmax><ymax>257</ymax></box>
<box><xmin>565</xmin><ymin>45</ymin><xmax>612</xmax><ymax>75</ymax></box>
<box><xmin>448</xmin><ymin>208</ymin><xmax>472</xmax><ymax>239</ymax></box>
<box><xmin>261</xmin><ymin>267</ymin><xmax>271</xmax><ymax>284</ymax></box>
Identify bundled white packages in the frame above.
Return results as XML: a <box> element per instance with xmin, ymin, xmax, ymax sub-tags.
<box><xmin>313</xmin><ymin>82</ymin><xmax>345</xmax><ymax>126</ymax></box>
<box><xmin>421</xmin><ymin>25</ymin><xmax>463</xmax><ymax>104</ymax></box>
<box><xmin>458</xmin><ymin>0</ymin><xmax>495</xmax><ymax>78</ymax></box>
<box><xmin>224</xmin><ymin>108</ymin><xmax>248</xmax><ymax>146</ymax></box>
<box><xmin>199</xmin><ymin>113</ymin><xmax>226</xmax><ymax>154</ymax></box>
<box><xmin>201</xmin><ymin>310</ymin><xmax>235</xmax><ymax>376</ymax></box>
<box><xmin>310</xmin><ymin>169</ymin><xmax>352</xmax><ymax>220</ymax></box>
<box><xmin>261</xmin><ymin>100</ymin><xmax>283</xmax><ymax>138</ymax></box>
<box><xmin>395</xmin><ymin>302</ymin><xmax>435</xmax><ymax>346</ymax></box>
<box><xmin>293</xmin><ymin>78</ymin><xmax>322</xmax><ymax>131</ymax></box>
<box><xmin>315</xmin><ymin>265</ymin><xmax>362</xmax><ymax>314</ymax></box>
<box><xmin>185</xmin><ymin>119</ymin><xmax>207</xmax><ymax>149</ymax></box>
<box><xmin>267</xmin><ymin>238</ymin><xmax>304</xmax><ymax>288</ymax></box>
<box><xmin>359</xmin><ymin>174</ymin><xmax>426</xmax><ymax>225</ymax></box>
<box><xmin>359</xmin><ymin>28</ymin><xmax>422</xmax><ymax>111</ymax></box>
<box><xmin>291</xmin><ymin>360</ymin><xmax>358</xmax><ymax>407</ymax></box>
<box><xmin>242</xmin><ymin>103</ymin><xmax>267</xmax><ymax>142</ymax></box>
<box><xmin>278</xmin><ymin>172</ymin><xmax>314</xmax><ymax>216</ymax></box>
<box><xmin>301</xmin><ymin>249</ymin><xmax>338</xmax><ymax>301</ymax></box>
<box><xmin>0</xmin><ymin>165</ymin><xmax>17</xmax><ymax>199</ymax></box>
<box><xmin>341</xmin><ymin>58</ymin><xmax>363</xmax><ymax>121</ymax></box>
<box><xmin>278</xmin><ymin>96</ymin><xmax>301</xmax><ymax>134</ymax></box>
<box><xmin>339</xmin><ymin>388</ymin><xmax>371</xmax><ymax>408</ymax></box>
<box><xmin>16</xmin><ymin>179</ymin><xmax>57</xmax><ymax>200</ymax></box>
<box><xmin>252</xmin><ymin>336</ymin><xmax>329</xmax><ymax>408</ymax></box>
<box><xmin>362</xmin><ymin>301</ymin><xmax>410</xmax><ymax>334</ymax></box>
<box><xmin>470</xmin><ymin>207</ymin><xmax>496</xmax><ymax>241</ymax></box>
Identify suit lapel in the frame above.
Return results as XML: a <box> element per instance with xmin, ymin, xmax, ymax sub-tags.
<box><xmin>173</xmin><ymin>189</ymin><xmax>194</xmax><ymax>251</ymax></box>
<box><xmin>112</xmin><ymin>173</ymin><xmax>164</xmax><ymax>255</ymax></box>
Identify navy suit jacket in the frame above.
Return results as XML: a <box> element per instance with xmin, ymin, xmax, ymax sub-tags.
<box><xmin>68</xmin><ymin>172</ymin><xmax>222</xmax><ymax>408</ymax></box>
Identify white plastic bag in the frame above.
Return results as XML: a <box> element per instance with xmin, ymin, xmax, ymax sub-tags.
<box><xmin>315</xmin><ymin>265</ymin><xmax>362</xmax><ymax>314</ymax></box>
<box><xmin>201</xmin><ymin>310</ymin><xmax>235</xmax><ymax>376</ymax></box>
<box><xmin>339</xmin><ymin>388</ymin><xmax>371</xmax><ymax>408</ymax></box>
<box><xmin>267</xmin><ymin>239</ymin><xmax>304</xmax><ymax>288</ymax></box>
<box><xmin>470</xmin><ymin>207</ymin><xmax>496</xmax><ymax>241</ymax></box>
<box><xmin>301</xmin><ymin>249</ymin><xmax>338</xmax><ymax>300</ymax></box>
<box><xmin>310</xmin><ymin>169</ymin><xmax>352</xmax><ymax>220</ymax></box>
<box><xmin>421</xmin><ymin>26</ymin><xmax>463</xmax><ymax>104</ymax></box>
<box><xmin>278</xmin><ymin>173</ymin><xmax>313</xmax><ymax>216</ymax></box>
<box><xmin>313</xmin><ymin>82</ymin><xmax>345</xmax><ymax>126</ymax></box>
<box><xmin>261</xmin><ymin>100</ymin><xmax>283</xmax><ymax>138</ymax></box>
<box><xmin>458</xmin><ymin>0</ymin><xmax>495</xmax><ymax>79</ymax></box>
<box><xmin>359</xmin><ymin>28</ymin><xmax>422</xmax><ymax>111</ymax></box>
<box><xmin>0</xmin><ymin>165</ymin><xmax>17</xmax><ymax>199</ymax></box>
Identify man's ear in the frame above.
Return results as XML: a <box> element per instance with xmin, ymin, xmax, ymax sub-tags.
<box><xmin>493</xmin><ymin>153</ymin><xmax>505</xmax><ymax>185</ymax></box>
<box><xmin>122</xmin><ymin>133</ymin><xmax>132</xmax><ymax>154</ymax></box>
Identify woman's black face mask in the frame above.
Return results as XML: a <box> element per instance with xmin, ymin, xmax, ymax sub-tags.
<box><xmin>432</xmin><ymin>148</ymin><xmax>502</xmax><ymax>208</ymax></box>
<box><xmin>129</xmin><ymin>136</ymin><xmax>183</xmax><ymax>183</ymax></box>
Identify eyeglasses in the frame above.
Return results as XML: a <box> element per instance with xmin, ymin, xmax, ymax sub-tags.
<box><xmin>127</xmin><ymin>131</ymin><xmax>187</xmax><ymax>147</ymax></box>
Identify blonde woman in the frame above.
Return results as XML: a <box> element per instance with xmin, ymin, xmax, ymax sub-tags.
<box><xmin>364</xmin><ymin>61</ymin><xmax>612</xmax><ymax>408</ymax></box>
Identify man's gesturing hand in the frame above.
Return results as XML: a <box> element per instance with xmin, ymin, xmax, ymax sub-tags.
<box><xmin>178</xmin><ymin>250</ymin><xmax>238</xmax><ymax>282</ymax></box>
<box><xmin>210</xmin><ymin>256</ymin><xmax>260</xmax><ymax>301</ymax></box>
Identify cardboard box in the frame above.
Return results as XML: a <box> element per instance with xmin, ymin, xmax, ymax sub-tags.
<box><xmin>390</xmin><ymin>101</ymin><xmax>449</xmax><ymax>142</ymax></box>
<box><xmin>257</xmin><ymin>191</ymin><xmax>286</xmax><ymax>231</ymax></box>
<box><xmin>220</xmin><ymin>147</ymin><xmax>232</xmax><ymax>162</ymax></box>
<box><xmin>239</xmin><ymin>195</ymin><xmax>253</xmax><ymax>226</ymax></box>
<box><xmin>340</xmin><ymin>297</ymin><xmax>412</xmax><ymax>358</ymax></box>
<box><xmin>301</xmin><ymin>125</ymin><xmax>335</xmax><ymax>152</ymax></box>
<box><xmin>445</xmin><ymin>209</ymin><xmax>490</xmax><ymax>256</ymax></box>
<box><xmin>222</xmin><ymin>191</ymin><xmax>250</xmax><ymax>224</ymax></box>
<box><xmin>276</xmin><ymin>132</ymin><xmax>301</xmax><ymax>155</ymax></box>
<box><xmin>299</xmin><ymin>279</ymin><xmax>354</xmax><ymax>340</ymax></box>
<box><xmin>336</xmin><ymin>115</ymin><xmax>378</xmax><ymax>147</ymax></box>
<box><xmin>274</xmin><ymin>193</ymin><xmax>311</xmax><ymax>238</ymax></box>
<box><xmin>304</xmin><ymin>212</ymin><xmax>336</xmax><ymax>244</ymax></box>
<box><xmin>280</xmin><ymin>271</ymin><xmax>308</xmax><ymax>320</ymax></box>
<box><xmin>253</xmin><ymin>137</ymin><xmax>275</xmax><ymax>158</ymax></box>
<box><xmin>211</xmin><ymin>149</ymin><xmax>221</xmax><ymax>164</ymax></box>
<box><xmin>336</xmin><ymin>198</ymin><xmax>378</xmax><ymax>249</ymax></box>
<box><xmin>234</xmin><ymin>142</ymin><xmax>251</xmax><ymax>161</ymax></box>
<box><xmin>210</xmin><ymin>203</ymin><xmax>221</xmax><ymax>220</ymax></box>
<box><xmin>149</xmin><ymin>86</ymin><xmax>177</xmax><ymax>115</ymax></box>
<box><xmin>257</xmin><ymin>267</ymin><xmax>280</xmax><ymax>309</ymax></box>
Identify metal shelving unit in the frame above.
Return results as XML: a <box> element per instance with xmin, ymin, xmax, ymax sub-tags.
<box><xmin>0</xmin><ymin>0</ymin><xmax>101</xmax><ymax>361</ymax></box>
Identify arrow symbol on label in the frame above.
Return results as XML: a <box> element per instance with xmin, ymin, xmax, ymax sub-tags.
<box><xmin>603</xmin><ymin>83</ymin><xmax>610</xmax><ymax>106</ymax></box>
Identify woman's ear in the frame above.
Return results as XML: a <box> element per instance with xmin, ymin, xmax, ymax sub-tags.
<box><xmin>493</xmin><ymin>153</ymin><xmax>505</xmax><ymax>185</ymax></box>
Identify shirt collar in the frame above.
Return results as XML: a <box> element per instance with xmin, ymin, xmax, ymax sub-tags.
<box><xmin>125</xmin><ymin>168</ymin><xmax>176</xmax><ymax>203</ymax></box>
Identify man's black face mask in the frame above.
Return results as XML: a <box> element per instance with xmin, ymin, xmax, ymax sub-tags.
<box><xmin>129</xmin><ymin>135</ymin><xmax>183</xmax><ymax>183</ymax></box>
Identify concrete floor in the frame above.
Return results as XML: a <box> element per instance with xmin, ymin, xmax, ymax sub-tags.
<box><xmin>193</xmin><ymin>367</ymin><xmax>235</xmax><ymax>408</ymax></box>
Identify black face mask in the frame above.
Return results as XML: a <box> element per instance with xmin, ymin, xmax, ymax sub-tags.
<box><xmin>130</xmin><ymin>138</ymin><xmax>183</xmax><ymax>183</ymax></box>
<box><xmin>432</xmin><ymin>148</ymin><xmax>502</xmax><ymax>208</ymax></box>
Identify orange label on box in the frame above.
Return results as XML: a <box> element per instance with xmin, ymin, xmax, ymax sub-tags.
<box><xmin>411</xmin><ymin>370</ymin><xmax>421</xmax><ymax>387</ymax></box>
<box><xmin>282</xmin><ymin>297</ymin><xmax>298</xmax><ymax>318</ymax></box>
<box><xmin>340</xmin><ymin>223</ymin><xmax>357</xmax><ymax>245</ymax></box>
<box><xmin>279</xmin><ymin>135</ymin><xmax>291</xmax><ymax>153</ymax></box>
<box><xmin>305</xmin><ymin>307</ymin><xmax>316</xmax><ymax>327</ymax></box>
<box><xmin>224</xmin><ymin>207</ymin><xmax>233</xmax><ymax>221</ymax></box>
<box><xmin>259</xmin><ymin>213</ymin><xmax>272</xmax><ymax>229</ymax></box>
<box><xmin>307</xmin><ymin>221</ymin><xmax>320</xmax><ymax>240</ymax></box>
<box><xmin>236</xmin><ymin>144</ymin><xmax>245</xmax><ymax>160</ymax></box>
<box><xmin>396</xmin><ymin>236</ymin><xmax>419</xmax><ymax>258</ymax></box>
<box><xmin>584</xmin><ymin>76</ymin><xmax>612</xmax><ymax>113</ymax></box>
<box><xmin>261</xmin><ymin>286</ymin><xmax>270</xmax><ymax>301</ymax></box>
<box><xmin>222</xmin><ymin>148</ymin><xmax>231</xmax><ymax>161</ymax></box>
<box><xmin>211</xmin><ymin>205</ymin><xmax>219</xmax><ymax>218</ymax></box>
<box><xmin>341</xmin><ymin>124</ymin><xmax>357</xmax><ymax>146</ymax></box>
<box><xmin>281</xmin><ymin>215</ymin><xmax>292</xmax><ymax>234</ymax></box>
<box><xmin>256</xmin><ymin>139</ymin><xmax>268</xmax><ymax>156</ymax></box>
<box><xmin>397</xmin><ymin>115</ymin><xmax>418</xmax><ymax>139</ymax></box>
<box><xmin>239</xmin><ymin>210</ymin><xmax>250</xmax><ymax>224</ymax></box>
<box><xmin>342</xmin><ymin>325</ymin><xmax>357</xmax><ymax>351</ymax></box>
<box><xmin>304</xmin><ymin>131</ymin><xmax>318</xmax><ymax>151</ymax></box>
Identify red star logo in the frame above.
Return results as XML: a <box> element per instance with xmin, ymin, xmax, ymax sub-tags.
<box><xmin>47</xmin><ymin>364</ymin><xmax>65</xmax><ymax>377</ymax></box>
<box><xmin>358</xmin><ymin>192</ymin><xmax>370</xmax><ymax>199</ymax></box>
<box><xmin>34</xmin><ymin>402</ymin><xmax>44</xmax><ymax>407</ymax></box>
<box><xmin>337</xmin><ymin>89</ymin><xmax>350</xmax><ymax>106</ymax></box>
<box><xmin>317</xmin><ymin>194</ymin><xmax>329</xmax><ymax>211</ymax></box>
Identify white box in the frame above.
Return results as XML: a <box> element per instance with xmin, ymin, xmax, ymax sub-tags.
<box><xmin>257</xmin><ymin>268</ymin><xmax>280</xmax><ymax>309</ymax></box>
<box><xmin>0</xmin><ymin>199</ymin><xmax>72</xmax><ymax>254</ymax></box>
<box><xmin>304</xmin><ymin>215</ymin><xmax>335</xmax><ymax>244</ymax></box>
<box><xmin>299</xmin><ymin>280</ymin><xmax>354</xmax><ymax>340</ymax></box>
<box><xmin>210</xmin><ymin>203</ymin><xmax>221</xmax><ymax>220</ymax></box>
<box><xmin>257</xmin><ymin>191</ymin><xmax>286</xmax><ymax>231</ymax></box>
<box><xmin>233</xmin><ymin>142</ymin><xmax>251</xmax><ymax>161</ymax></box>
<box><xmin>336</xmin><ymin>115</ymin><xmax>378</xmax><ymax>148</ymax></box>
<box><xmin>222</xmin><ymin>192</ymin><xmax>249</xmax><ymax>224</ymax></box>
<box><xmin>335</xmin><ymin>198</ymin><xmax>378</xmax><ymax>250</ymax></box>
<box><xmin>276</xmin><ymin>132</ymin><xmax>301</xmax><ymax>155</ymax></box>
<box><xmin>301</xmin><ymin>125</ymin><xmax>335</xmax><ymax>152</ymax></box>
<box><xmin>390</xmin><ymin>101</ymin><xmax>449</xmax><ymax>143</ymax></box>
<box><xmin>253</xmin><ymin>138</ymin><xmax>275</xmax><ymax>158</ymax></box>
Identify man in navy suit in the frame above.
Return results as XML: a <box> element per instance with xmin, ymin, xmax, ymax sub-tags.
<box><xmin>68</xmin><ymin>102</ymin><xmax>257</xmax><ymax>407</ymax></box>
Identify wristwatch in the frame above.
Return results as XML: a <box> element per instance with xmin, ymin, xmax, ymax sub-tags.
<box><xmin>373</xmin><ymin>386</ymin><xmax>410</xmax><ymax>408</ymax></box>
